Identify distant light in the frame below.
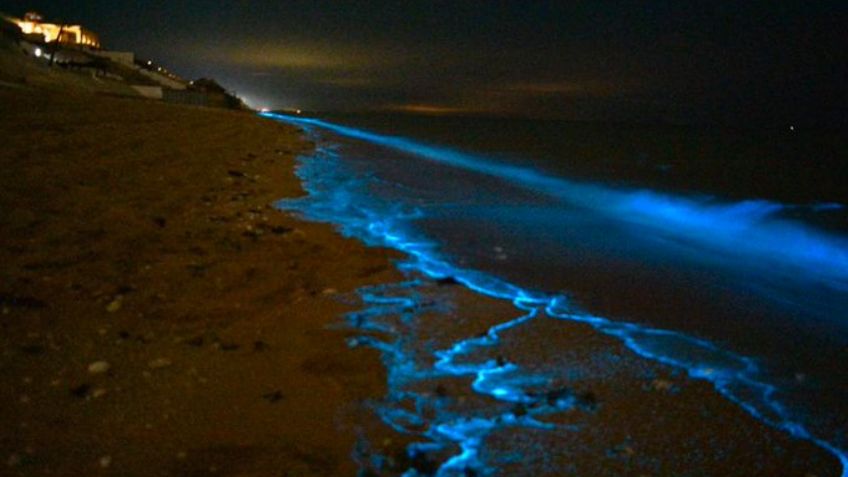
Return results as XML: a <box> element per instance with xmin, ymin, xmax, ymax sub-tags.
<box><xmin>296</xmin><ymin>109</ymin><xmax>302</xmax><ymax>115</ymax></box>
<box><xmin>789</xmin><ymin>125</ymin><xmax>795</xmax><ymax>131</ymax></box>
<box><xmin>260</xmin><ymin>108</ymin><xmax>270</xmax><ymax>113</ymax></box>
<box><xmin>34</xmin><ymin>47</ymin><xmax>42</xmax><ymax>58</ymax></box>
<box><xmin>147</xmin><ymin>60</ymin><xmax>152</xmax><ymax>65</ymax></box>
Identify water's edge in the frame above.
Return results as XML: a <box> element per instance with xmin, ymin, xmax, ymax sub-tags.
<box><xmin>265</xmin><ymin>113</ymin><xmax>847</xmax><ymax>476</ymax></box>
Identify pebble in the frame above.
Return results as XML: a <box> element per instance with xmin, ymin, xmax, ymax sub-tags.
<box><xmin>92</xmin><ymin>388</ymin><xmax>108</xmax><ymax>398</ymax></box>
<box><xmin>106</xmin><ymin>298</ymin><xmax>122</xmax><ymax>313</ymax></box>
<box><xmin>148</xmin><ymin>358</ymin><xmax>172</xmax><ymax>369</ymax></box>
<box><xmin>7</xmin><ymin>453</ymin><xmax>21</xmax><ymax>467</ymax></box>
<box><xmin>650</xmin><ymin>379</ymin><xmax>674</xmax><ymax>392</ymax></box>
<box><xmin>88</xmin><ymin>361</ymin><xmax>111</xmax><ymax>375</ymax></box>
<box><xmin>99</xmin><ymin>455</ymin><xmax>112</xmax><ymax>468</ymax></box>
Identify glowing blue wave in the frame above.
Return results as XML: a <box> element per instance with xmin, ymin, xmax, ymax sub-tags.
<box><xmin>265</xmin><ymin>114</ymin><xmax>848</xmax><ymax>476</ymax></box>
<box><xmin>262</xmin><ymin>112</ymin><xmax>848</xmax><ymax>292</ymax></box>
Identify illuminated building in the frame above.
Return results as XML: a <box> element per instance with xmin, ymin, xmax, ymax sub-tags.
<box><xmin>13</xmin><ymin>11</ymin><xmax>100</xmax><ymax>49</ymax></box>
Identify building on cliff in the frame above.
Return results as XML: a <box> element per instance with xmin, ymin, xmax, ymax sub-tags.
<box><xmin>13</xmin><ymin>11</ymin><xmax>100</xmax><ymax>49</ymax></box>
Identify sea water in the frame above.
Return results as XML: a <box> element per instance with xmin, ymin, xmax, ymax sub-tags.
<box><xmin>263</xmin><ymin>112</ymin><xmax>848</xmax><ymax>475</ymax></box>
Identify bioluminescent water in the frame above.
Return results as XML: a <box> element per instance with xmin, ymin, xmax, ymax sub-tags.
<box><xmin>263</xmin><ymin>112</ymin><xmax>848</xmax><ymax>475</ymax></box>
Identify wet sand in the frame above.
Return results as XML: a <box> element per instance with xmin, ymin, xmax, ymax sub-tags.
<box><xmin>0</xmin><ymin>87</ymin><xmax>841</xmax><ymax>476</ymax></box>
<box><xmin>344</xmin><ymin>274</ymin><xmax>841</xmax><ymax>477</ymax></box>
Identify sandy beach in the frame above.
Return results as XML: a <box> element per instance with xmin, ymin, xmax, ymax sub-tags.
<box><xmin>0</xmin><ymin>88</ymin><xmax>405</xmax><ymax>476</ymax></box>
<box><xmin>0</xmin><ymin>86</ymin><xmax>841</xmax><ymax>477</ymax></box>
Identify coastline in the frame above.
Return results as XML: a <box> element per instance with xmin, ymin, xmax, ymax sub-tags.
<box><xmin>0</xmin><ymin>87</ymin><xmax>402</xmax><ymax>476</ymax></box>
<box><xmin>268</xmin><ymin>116</ymin><xmax>843</xmax><ymax>476</ymax></box>
<box><xmin>0</xmin><ymin>85</ymin><xmax>840</xmax><ymax>476</ymax></box>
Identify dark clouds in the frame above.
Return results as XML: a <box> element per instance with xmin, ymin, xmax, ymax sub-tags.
<box><xmin>3</xmin><ymin>1</ymin><xmax>845</xmax><ymax>125</ymax></box>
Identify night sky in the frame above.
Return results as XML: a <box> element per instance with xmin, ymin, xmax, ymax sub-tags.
<box><xmin>4</xmin><ymin>1</ymin><xmax>846</xmax><ymax>125</ymax></box>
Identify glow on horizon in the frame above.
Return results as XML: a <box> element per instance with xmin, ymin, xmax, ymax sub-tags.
<box><xmin>384</xmin><ymin>103</ymin><xmax>483</xmax><ymax>116</ymax></box>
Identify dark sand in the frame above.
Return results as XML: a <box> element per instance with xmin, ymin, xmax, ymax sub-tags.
<box><xmin>0</xmin><ymin>88</ymin><xmax>402</xmax><ymax>476</ymax></box>
<box><xmin>0</xmin><ymin>87</ymin><xmax>840</xmax><ymax>476</ymax></box>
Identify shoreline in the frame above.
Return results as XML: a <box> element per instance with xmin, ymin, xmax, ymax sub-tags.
<box><xmin>270</xmin><ymin>116</ymin><xmax>844</xmax><ymax>476</ymax></box>
<box><xmin>0</xmin><ymin>85</ymin><xmax>841</xmax><ymax>476</ymax></box>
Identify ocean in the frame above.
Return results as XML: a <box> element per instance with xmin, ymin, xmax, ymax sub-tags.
<box><xmin>263</xmin><ymin>112</ymin><xmax>848</xmax><ymax>475</ymax></box>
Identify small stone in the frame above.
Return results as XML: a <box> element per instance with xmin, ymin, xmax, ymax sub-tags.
<box><xmin>262</xmin><ymin>390</ymin><xmax>283</xmax><ymax>403</ymax></box>
<box><xmin>650</xmin><ymin>379</ymin><xmax>674</xmax><ymax>392</ymax></box>
<box><xmin>20</xmin><ymin>344</ymin><xmax>45</xmax><ymax>355</ymax></box>
<box><xmin>608</xmin><ymin>443</ymin><xmax>636</xmax><ymax>458</ymax></box>
<box><xmin>7</xmin><ymin>453</ymin><xmax>21</xmax><ymax>467</ymax></box>
<box><xmin>176</xmin><ymin>451</ymin><xmax>187</xmax><ymax>460</ymax></box>
<box><xmin>186</xmin><ymin>335</ymin><xmax>204</xmax><ymax>347</ymax></box>
<box><xmin>435</xmin><ymin>276</ymin><xmax>460</xmax><ymax>286</ymax></box>
<box><xmin>105</xmin><ymin>298</ymin><xmax>122</xmax><ymax>313</ymax></box>
<box><xmin>70</xmin><ymin>384</ymin><xmax>91</xmax><ymax>398</ymax></box>
<box><xmin>99</xmin><ymin>455</ymin><xmax>111</xmax><ymax>468</ymax></box>
<box><xmin>219</xmin><ymin>342</ymin><xmax>240</xmax><ymax>352</ymax></box>
<box><xmin>88</xmin><ymin>361</ymin><xmax>111</xmax><ymax>375</ymax></box>
<box><xmin>19</xmin><ymin>395</ymin><xmax>29</xmax><ymax>404</ymax></box>
<box><xmin>92</xmin><ymin>388</ymin><xmax>108</xmax><ymax>398</ymax></box>
<box><xmin>512</xmin><ymin>403</ymin><xmax>527</xmax><ymax>417</ymax></box>
<box><xmin>148</xmin><ymin>358</ymin><xmax>172</xmax><ymax>369</ymax></box>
